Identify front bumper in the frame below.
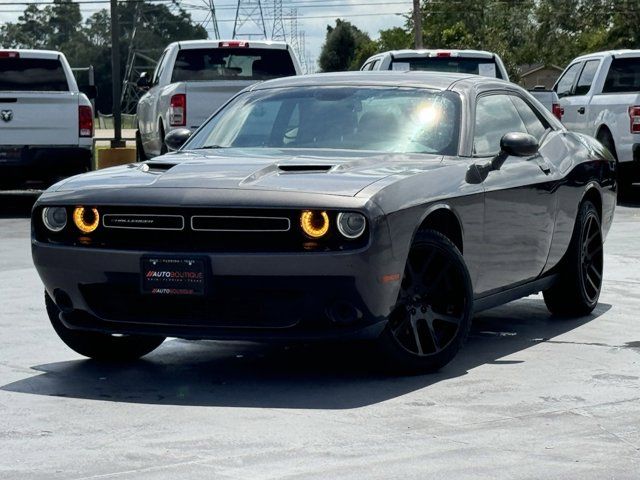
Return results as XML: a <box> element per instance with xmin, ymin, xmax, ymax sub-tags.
<box><xmin>32</xmin><ymin>238</ymin><xmax>404</xmax><ymax>342</ymax></box>
<box><xmin>0</xmin><ymin>146</ymin><xmax>92</xmax><ymax>188</ymax></box>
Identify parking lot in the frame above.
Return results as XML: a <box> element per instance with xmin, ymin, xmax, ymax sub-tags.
<box><xmin>0</xmin><ymin>191</ymin><xmax>638</xmax><ymax>479</ymax></box>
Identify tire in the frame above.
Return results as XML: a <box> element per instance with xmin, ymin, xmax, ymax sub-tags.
<box><xmin>543</xmin><ymin>200</ymin><xmax>603</xmax><ymax>317</ymax></box>
<box><xmin>376</xmin><ymin>230</ymin><xmax>473</xmax><ymax>374</ymax></box>
<box><xmin>136</xmin><ymin>129</ymin><xmax>147</xmax><ymax>162</ymax></box>
<box><xmin>45</xmin><ymin>292</ymin><xmax>165</xmax><ymax>361</ymax></box>
<box><xmin>597</xmin><ymin>130</ymin><xmax>629</xmax><ymax>196</ymax></box>
<box><xmin>159</xmin><ymin>123</ymin><xmax>168</xmax><ymax>156</ymax></box>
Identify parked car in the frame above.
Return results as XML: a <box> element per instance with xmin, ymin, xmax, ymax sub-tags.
<box><xmin>136</xmin><ymin>40</ymin><xmax>302</xmax><ymax>160</ymax></box>
<box><xmin>361</xmin><ymin>49</ymin><xmax>510</xmax><ymax>80</ymax></box>
<box><xmin>0</xmin><ymin>49</ymin><xmax>94</xmax><ymax>189</ymax></box>
<box><xmin>554</xmin><ymin>49</ymin><xmax>640</xmax><ymax>191</ymax></box>
<box><xmin>360</xmin><ymin>49</ymin><xmax>562</xmax><ymax>119</ymax></box>
<box><xmin>33</xmin><ymin>72</ymin><xmax>615</xmax><ymax>373</ymax></box>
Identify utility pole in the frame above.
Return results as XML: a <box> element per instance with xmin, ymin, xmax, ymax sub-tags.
<box><xmin>110</xmin><ymin>0</ymin><xmax>124</xmax><ymax>147</ymax></box>
<box><xmin>413</xmin><ymin>0</ymin><xmax>423</xmax><ymax>49</ymax></box>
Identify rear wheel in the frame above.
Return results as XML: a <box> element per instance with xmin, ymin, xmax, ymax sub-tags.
<box><xmin>45</xmin><ymin>292</ymin><xmax>165</xmax><ymax>361</ymax></box>
<box><xmin>597</xmin><ymin>129</ymin><xmax>628</xmax><ymax>196</ymax></box>
<box><xmin>543</xmin><ymin>200</ymin><xmax>603</xmax><ymax>317</ymax></box>
<box><xmin>136</xmin><ymin>129</ymin><xmax>147</xmax><ymax>162</ymax></box>
<box><xmin>159</xmin><ymin>123</ymin><xmax>168</xmax><ymax>156</ymax></box>
<box><xmin>377</xmin><ymin>230</ymin><xmax>473</xmax><ymax>374</ymax></box>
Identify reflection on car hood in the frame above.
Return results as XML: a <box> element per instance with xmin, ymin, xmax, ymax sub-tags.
<box><xmin>54</xmin><ymin>148</ymin><xmax>446</xmax><ymax>197</ymax></box>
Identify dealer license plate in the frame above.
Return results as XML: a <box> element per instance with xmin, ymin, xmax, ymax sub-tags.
<box><xmin>141</xmin><ymin>256</ymin><xmax>207</xmax><ymax>295</ymax></box>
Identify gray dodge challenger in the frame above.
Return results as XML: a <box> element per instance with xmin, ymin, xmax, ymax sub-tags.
<box><xmin>32</xmin><ymin>72</ymin><xmax>616</xmax><ymax>373</ymax></box>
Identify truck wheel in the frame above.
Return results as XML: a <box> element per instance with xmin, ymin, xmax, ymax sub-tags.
<box><xmin>377</xmin><ymin>230</ymin><xmax>473</xmax><ymax>374</ymax></box>
<box><xmin>543</xmin><ymin>200</ymin><xmax>603</xmax><ymax>317</ymax></box>
<box><xmin>597</xmin><ymin>130</ymin><xmax>628</xmax><ymax>195</ymax></box>
<box><xmin>45</xmin><ymin>292</ymin><xmax>165</xmax><ymax>361</ymax></box>
<box><xmin>159</xmin><ymin>124</ymin><xmax>168</xmax><ymax>155</ymax></box>
<box><xmin>136</xmin><ymin>129</ymin><xmax>147</xmax><ymax>162</ymax></box>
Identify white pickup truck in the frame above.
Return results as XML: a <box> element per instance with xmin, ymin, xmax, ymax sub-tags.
<box><xmin>361</xmin><ymin>49</ymin><xmax>563</xmax><ymax>120</ymax></box>
<box><xmin>554</xmin><ymin>49</ymin><xmax>640</xmax><ymax>190</ymax></box>
<box><xmin>0</xmin><ymin>49</ymin><xmax>94</xmax><ymax>189</ymax></box>
<box><xmin>136</xmin><ymin>40</ymin><xmax>302</xmax><ymax>159</ymax></box>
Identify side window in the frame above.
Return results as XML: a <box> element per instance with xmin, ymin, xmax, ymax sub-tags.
<box><xmin>372</xmin><ymin>59</ymin><xmax>381</xmax><ymax>70</ymax></box>
<box><xmin>152</xmin><ymin>50</ymin><xmax>169</xmax><ymax>86</ymax></box>
<box><xmin>574</xmin><ymin>60</ymin><xmax>600</xmax><ymax>95</ymax></box>
<box><xmin>509</xmin><ymin>96</ymin><xmax>549</xmax><ymax>140</ymax></box>
<box><xmin>555</xmin><ymin>62</ymin><xmax>582</xmax><ymax>98</ymax></box>
<box><xmin>361</xmin><ymin>62</ymin><xmax>372</xmax><ymax>71</ymax></box>
<box><xmin>474</xmin><ymin>94</ymin><xmax>527</xmax><ymax>156</ymax></box>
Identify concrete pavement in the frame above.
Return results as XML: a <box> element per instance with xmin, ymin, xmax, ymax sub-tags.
<box><xmin>0</xmin><ymin>192</ymin><xmax>638</xmax><ymax>479</ymax></box>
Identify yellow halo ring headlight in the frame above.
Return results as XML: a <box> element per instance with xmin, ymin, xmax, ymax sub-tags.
<box><xmin>300</xmin><ymin>210</ymin><xmax>329</xmax><ymax>238</ymax></box>
<box><xmin>73</xmin><ymin>207</ymin><xmax>100</xmax><ymax>233</ymax></box>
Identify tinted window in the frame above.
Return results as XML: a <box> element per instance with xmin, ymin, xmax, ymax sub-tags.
<box><xmin>0</xmin><ymin>58</ymin><xmax>68</xmax><ymax>91</ymax></box>
<box><xmin>186</xmin><ymin>87</ymin><xmax>461</xmax><ymax>156</ymax></box>
<box><xmin>171</xmin><ymin>48</ymin><xmax>296</xmax><ymax>82</ymax></box>
<box><xmin>574</xmin><ymin>60</ymin><xmax>600</xmax><ymax>95</ymax></box>
<box><xmin>474</xmin><ymin>94</ymin><xmax>527</xmax><ymax>156</ymax></box>
<box><xmin>509</xmin><ymin>96</ymin><xmax>548</xmax><ymax>140</ymax></box>
<box><xmin>391</xmin><ymin>57</ymin><xmax>503</xmax><ymax>79</ymax></box>
<box><xmin>555</xmin><ymin>62</ymin><xmax>582</xmax><ymax>97</ymax></box>
<box><xmin>603</xmin><ymin>58</ymin><xmax>640</xmax><ymax>93</ymax></box>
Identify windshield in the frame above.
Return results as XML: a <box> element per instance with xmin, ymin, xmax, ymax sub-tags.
<box><xmin>391</xmin><ymin>57</ymin><xmax>503</xmax><ymax>79</ymax></box>
<box><xmin>185</xmin><ymin>86</ymin><xmax>460</xmax><ymax>155</ymax></box>
<box><xmin>0</xmin><ymin>57</ymin><xmax>69</xmax><ymax>91</ymax></box>
<box><xmin>171</xmin><ymin>48</ymin><xmax>296</xmax><ymax>82</ymax></box>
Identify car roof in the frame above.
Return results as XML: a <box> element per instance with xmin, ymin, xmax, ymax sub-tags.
<box><xmin>171</xmin><ymin>40</ymin><xmax>290</xmax><ymax>50</ymax></box>
<box><xmin>573</xmin><ymin>49</ymin><xmax>640</xmax><ymax>61</ymax></box>
<box><xmin>249</xmin><ymin>71</ymin><xmax>507</xmax><ymax>92</ymax></box>
<box><xmin>0</xmin><ymin>49</ymin><xmax>63</xmax><ymax>60</ymax></box>
<box><xmin>373</xmin><ymin>49</ymin><xmax>498</xmax><ymax>60</ymax></box>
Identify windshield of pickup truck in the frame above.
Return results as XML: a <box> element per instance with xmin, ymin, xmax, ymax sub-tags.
<box><xmin>0</xmin><ymin>58</ymin><xmax>68</xmax><ymax>91</ymax></box>
<box><xmin>171</xmin><ymin>48</ymin><xmax>296</xmax><ymax>82</ymax></box>
<box><xmin>603</xmin><ymin>58</ymin><xmax>640</xmax><ymax>93</ymax></box>
<box><xmin>185</xmin><ymin>86</ymin><xmax>460</xmax><ymax>155</ymax></box>
<box><xmin>391</xmin><ymin>57</ymin><xmax>503</xmax><ymax>78</ymax></box>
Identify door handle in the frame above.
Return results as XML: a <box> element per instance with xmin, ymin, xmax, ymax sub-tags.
<box><xmin>535</xmin><ymin>158</ymin><xmax>552</xmax><ymax>175</ymax></box>
<box><xmin>577</xmin><ymin>106</ymin><xmax>586</xmax><ymax>114</ymax></box>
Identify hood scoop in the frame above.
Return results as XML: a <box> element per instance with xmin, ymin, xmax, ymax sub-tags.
<box><xmin>139</xmin><ymin>161</ymin><xmax>178</xmax><ymax>173</ymax></box>
<box><xmin>277</xmin><ymin>164</ymin><xmax>333</xmax><ymax>173</ymax></box>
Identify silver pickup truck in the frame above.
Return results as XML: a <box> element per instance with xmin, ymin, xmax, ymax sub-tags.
<box><xmin>0</xmin><ymin>49</ymin><xmax>94</xmax><ymax>189</ymax></box>
<box><xmin>136</xmin><ymin>40</ymin><xmax>302</xmax><ymax>159</ymax></box>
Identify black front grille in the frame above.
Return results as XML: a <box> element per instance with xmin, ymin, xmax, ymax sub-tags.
<box><xmin>35</xmin><ymin>206</ymin><xmax>369</xmax><ymax>252</ymax></box>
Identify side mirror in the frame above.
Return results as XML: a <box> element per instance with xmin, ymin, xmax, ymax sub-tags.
<box><xmin>137</xmin><ymin>72</ymin><xmax>151</xmax><ymax>90</ymax></box>
<box><xmin>164</xmin><ymin>128</ymin><xmax>192</xmax><ymax>151</ymax></box>
<box><xmin>80</xmin><ymin>85</ymin><xmax>97</xmax><ymax>100</ymax></box>
<box><xmin>500</xmin><ymin>132</ymin><xmax>538</xmax><ymax>157</ymax></box>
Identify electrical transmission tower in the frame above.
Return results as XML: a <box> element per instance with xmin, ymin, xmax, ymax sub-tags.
<box><xmin>203</xmin><ymin>0</ymin><xmax>221</xmax><ymax>39</ymax></box>
<box><xmin>233</xmin><ymin>0</ymin><xmax>267</xmax><ymax>39</ymax></box>
<box><xmin>271</xmin><ymin>0</ymin><xmax>286</xmax><ymax>40</ymax></box>
<box><xmin>288</xmin><ymin>8</ymin><xmax>299</xmax><ymax>53</ymax></box>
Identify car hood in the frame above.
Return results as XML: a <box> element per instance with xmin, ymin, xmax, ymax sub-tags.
<box><xmin>54</xmin><ymin>148</ymin><xmax>446</xmax><ymax>197</ymax></box>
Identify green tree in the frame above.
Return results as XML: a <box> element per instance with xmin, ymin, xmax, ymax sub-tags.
<box><xmin>319</xmin><ymin>19</ymin><xmax>377</xmax><ymax>71</ymax></box>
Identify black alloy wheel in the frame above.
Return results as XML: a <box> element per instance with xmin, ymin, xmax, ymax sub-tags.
<box><xmin>544</xmin><ymin>200</ymin><xmax>603</xmax><ymax>317</ymax></box>
<box><xmin>378</xmin><ymin>230</ymin><xmax>473</xmax><ymax>374</ymax></box>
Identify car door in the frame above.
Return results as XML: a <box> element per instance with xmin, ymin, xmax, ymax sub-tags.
<box><xmin>558</xmin><ymin>59</ymin><xmax>601</xmax><ymax>133</ymax></box>
<box><xmin>473</xmin><ymin>92</ymin><xmax>558</xmax><ymax>294</ymax></box>
<box><xmin>138</xmin><ymin>49</ymin><xmax>169</xmax><ymax>150</ymax></box>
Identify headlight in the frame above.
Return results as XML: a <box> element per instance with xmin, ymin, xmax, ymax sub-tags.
<box><xmin>42</xmin><ymin>207</ymin><xmax>67</xmax><ymax>232</ymax></box>
<box><xmin>300</xmin><ymin>210</ymin><xmax>329</xmax><ymax>238</ymax></box>
<box><xmin>337</xmin><ymin>212</ymin><xmax>366</xmax><ymax>239</ymax></box>
<box><xmin>73</xmin><ymin>207</ymin><xmax>100</xmax><ymax>233</ymax></box>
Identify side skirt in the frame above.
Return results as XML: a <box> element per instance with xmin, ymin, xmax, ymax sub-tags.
<box><xmin>472</xmin><ymin>274</ymin><xmax>558</xmax><ymax>314</ymax></box>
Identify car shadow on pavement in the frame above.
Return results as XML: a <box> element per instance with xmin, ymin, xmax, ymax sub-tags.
<box><xmin>0</xmin><ymin>192</ymin><xmax>40</xmax><ymax>218</ymax></box>
<box><xmin>1</xmin><ymin>299</ymin><xmax>611</xmax><ymax>409</ymax></box>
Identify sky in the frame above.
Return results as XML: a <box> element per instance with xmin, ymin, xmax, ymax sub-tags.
<box><xmin>0</xmin><ymin>0</ymin><xmax>411</xmax><ymax>70</ymax></box>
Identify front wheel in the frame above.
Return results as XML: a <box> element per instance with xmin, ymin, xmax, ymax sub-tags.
<box><xmin>45</xmin><ymin>292</ymin><xmax>165</xmax><ymax>361</ymax></box>
<box><xmin>377</xmin><ymin>230</ymin><xmax>473</xmax><ymax>374</ymax></box>
<box><xmin>136</xmin><ymin>129</ymin><xmax>147</xmax><ymax>162</ymax></box>
<box><xmin>543</xmin><ymin>200</ymin><xmax>603</xmax><ymax>317</ymax></box>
